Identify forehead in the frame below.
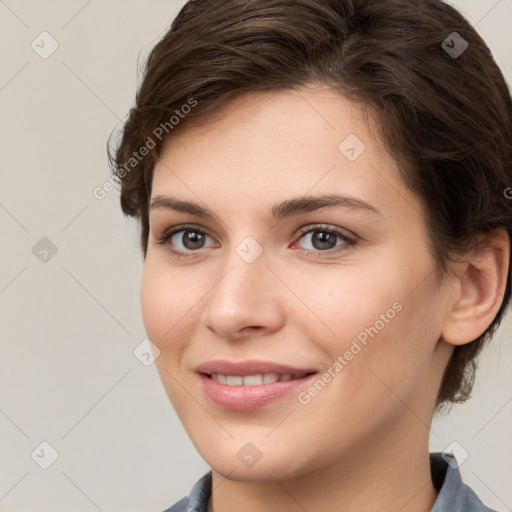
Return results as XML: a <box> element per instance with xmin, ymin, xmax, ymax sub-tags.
<box><xmin>165</xmin><ymin>86</ymin><xmax>377</xmax><ymax>155</ymax></box>
<box><xmin>151</xmin><ymin>87</ymin><xmax>420</xmax><ymax>223</ymax></box>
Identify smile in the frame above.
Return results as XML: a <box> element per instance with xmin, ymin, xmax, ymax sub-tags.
<box><xmin>198</xmin><ymin>372</ymin><xmax>317</xmax><ymax>410</ymax></box>
<box><xmin>208</xmin><ymin>372</ymin><xmax>310</xmax><ymax>385</ymax></box>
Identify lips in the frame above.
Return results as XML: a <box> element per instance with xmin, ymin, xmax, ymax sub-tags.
<box><xmin>195</xmin><ymin>359</ymin><xmax>317</xmax><ymax>377</ymax></box>
<box><xmin>195</xmin><ymin>359</ymin><xmax>318</xmax><ymax>410</ymax></box>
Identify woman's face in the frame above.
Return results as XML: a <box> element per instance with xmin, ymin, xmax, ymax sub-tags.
<box><xmin>141</xmin><ymin>86</ymin><xmax>456</xmax><ymax>480</ymax></box>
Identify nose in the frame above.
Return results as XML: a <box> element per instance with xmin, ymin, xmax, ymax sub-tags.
<box><xmin>200</xmin><ymin>249</ymin><xmax>284</xmax><ymax>341</ymax></box>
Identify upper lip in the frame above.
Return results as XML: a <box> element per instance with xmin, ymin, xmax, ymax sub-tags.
<box><xmin>195</xmin><ymin>359</ymin><xmax>318</xmax><ymax>376</ymax></box>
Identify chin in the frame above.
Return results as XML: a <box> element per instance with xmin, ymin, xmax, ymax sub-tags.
<box><xmin>200</xmin><ymin>442</ymin><xmax>312</xmax><ymax>483</ymax></box>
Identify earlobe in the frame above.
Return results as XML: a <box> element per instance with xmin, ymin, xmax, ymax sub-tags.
<box><xmin>441</xmin><ymin>229</ymin><xmax>510</xmax><ymax>347</ymax></box>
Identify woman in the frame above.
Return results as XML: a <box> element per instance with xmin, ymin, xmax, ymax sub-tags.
<box><xmin>109</xmin><ymin>0</ymin><xmax>512</xmax><ymax>510</ymax></box>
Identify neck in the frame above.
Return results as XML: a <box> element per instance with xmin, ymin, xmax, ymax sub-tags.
<box><xmin>208</xmin><ymin>425</ymin><xmax>438</xmax><ymax>512</ymax></box>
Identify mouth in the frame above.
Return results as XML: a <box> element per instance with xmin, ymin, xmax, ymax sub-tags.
<box><xmin>197</xmin><ymin>370</ymin><xmax>318</xmax><ymax>410</ymax></box>
<box><xmin>202</xmin><ymin>372</ymin><xmax>315</xmax><ymax>385</ymax></box>
<box><xmin>194</xmin><ymin>359</ymin><xmax>319</xmax><ymax>410</ymax></box>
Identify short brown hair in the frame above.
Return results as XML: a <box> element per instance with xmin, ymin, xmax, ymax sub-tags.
<box><xmin>108</xmin><ymin>0</ymin><xmax>512</xmax><ymax>410</ymax></box>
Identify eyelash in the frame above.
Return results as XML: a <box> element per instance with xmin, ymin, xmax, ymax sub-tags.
<box><xmin>155</xmin><ymin>223</ymin><xmax>357</xmax><ymax>260</ymax></box>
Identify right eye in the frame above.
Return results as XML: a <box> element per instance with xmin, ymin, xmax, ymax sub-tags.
<box><xmin>155</xmin><ymin>224</ymin><xmax>218</xmax><ymax>258</ymax></box>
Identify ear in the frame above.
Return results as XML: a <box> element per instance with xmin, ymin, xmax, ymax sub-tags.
<box><xmin>441</xmin><ymin>229</ymin><xmax>510</xmax><ymax>346</ymax></box>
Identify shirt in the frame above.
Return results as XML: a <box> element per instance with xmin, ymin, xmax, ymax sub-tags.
<box><xmin>162</xmin><ymin>452</ymin><xmax>498</xmax><ymax>512</ymax></box>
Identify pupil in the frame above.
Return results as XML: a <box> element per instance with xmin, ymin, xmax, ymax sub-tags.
<box><xmin>313</xmin><ymin>231</ymin><xmax>336</xmax><ymax>250</ymax></box>
<box><xmin>184</xmin><ymin>231</ymin><xmax>204</xmax><ymax>250</ymax></box>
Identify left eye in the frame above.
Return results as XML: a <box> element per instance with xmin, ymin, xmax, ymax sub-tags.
<box><xmin>295</xmin><ymin>227</ymin><xmax>354</xmax><ymax>252</ymax></box>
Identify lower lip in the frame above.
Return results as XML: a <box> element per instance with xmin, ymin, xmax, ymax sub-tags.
<box><xmin>198</xmin><ymin>373</ymin><xmax>317</xmax><ymax>410</ymax></box>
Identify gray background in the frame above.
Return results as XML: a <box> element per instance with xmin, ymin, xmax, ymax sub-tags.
<box><xmin>0</xmin><ymin>1</ymin><xmax>511</xmax><ymax>510</ymax></box>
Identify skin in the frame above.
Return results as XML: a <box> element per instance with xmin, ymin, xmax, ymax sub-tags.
<box><xmin>140</xmin><ymin>85</ymin><xmax>509</xmax><ymax>512</ymax></box>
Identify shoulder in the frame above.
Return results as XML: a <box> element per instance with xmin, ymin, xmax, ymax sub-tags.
<box><xmin>430</xmin><ymin>452</ymin><xmax>498</xmax><ymax>512</ymax></box>
<box><xmin>161</xmin><ymin>496</ymin><xmax>188</xmax><ymax>512</ymax></box>
<box><xmin>160</xmin><ymin>471</ymin><xmax>212</xmax><ymax>512</ymax></box>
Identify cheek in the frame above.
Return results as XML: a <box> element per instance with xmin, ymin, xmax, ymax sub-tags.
<box><xmin>140</xmin><ymin>263</ymin><xmax>166</xmax><ymax>344</ymax></box>
<box><xmin>341</xmin><ymin>288</ymin><xmax>438</xmax><ymax>412</ymax></box>
<box><xmin>140</xmin><ymin>261</ymin><xmax>199</xmax><ymax>410</ymax></box>
<box><xmin>290</xmin><ymin>253</ymin><xmax>438</xmax><ymax>393</ymax></box>
<box><xmin>140</xmin><ymin>260</ymin><xmax>190</xmax><ymax>352</ymax></box>
<box><xmin>288</xmin><ymin>259</ymin><xmax>403</xmax><ymax>342</ymax></box>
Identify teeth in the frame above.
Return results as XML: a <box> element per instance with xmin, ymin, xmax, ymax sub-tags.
<box><xmin>210</xmin><ymin>372</ymin><xmax>305</xmax><ymax>385</ymax></box>
<box><xmin>226</xmin><ymin>375</ymin><xmax>243</xmax><ymax>385</ymax></box>
<box><xmin>262</xmin><ymin>372</ymin><xmax>280</xmax><ymax>384</ymax></box>
<box><xmin>243</xmin><ymin>374</ymin><xmax>263</xmax><ymax>385</ymax></box>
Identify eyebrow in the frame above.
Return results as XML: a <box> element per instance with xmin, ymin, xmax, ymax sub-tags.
<box><xmin>149</xmin><ymin>194</ymin><xmax>381</xmax><ymax>220</ymax></box>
